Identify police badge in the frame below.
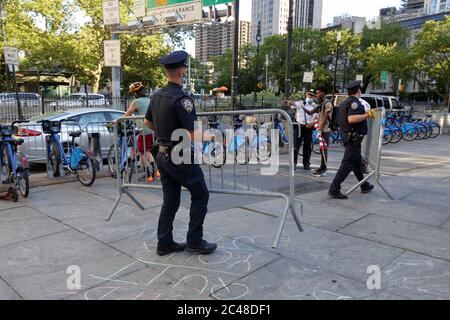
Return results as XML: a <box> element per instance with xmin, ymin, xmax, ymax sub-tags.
<box><xmin>351</xmin><ymin>102</ymin><xmax>359</xmax><ymax>110</ymax></box>
<box><xmin>181</xmin><ymin>98</ymin><xmax>194</xmax><ymax>113</ymax></box>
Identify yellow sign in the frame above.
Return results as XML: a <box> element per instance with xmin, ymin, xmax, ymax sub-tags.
<box><xmin>257</xmin><ymin>82</ymin><xmax>264</xmax><ymax>90</ymax></box>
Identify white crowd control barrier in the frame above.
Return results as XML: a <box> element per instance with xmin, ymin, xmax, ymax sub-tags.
<box><xmin>346</xmin><ymin>107</ymin><xmax>393</xmax><ymax>199</ymax></box>
<box><xmin>105</xmin><ymin>109</ymin><xmax>303</xmax><ymax>248</ymax></box>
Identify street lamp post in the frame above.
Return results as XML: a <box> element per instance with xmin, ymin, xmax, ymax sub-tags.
<box><xmin>284</xmin><ymin>0</ymin><xmax>294</xmax><ymax>104</ymax></box>
<box><xmin>265</xmin><ymin>54</ymin><xmax>269</xmax><ymax>91</ymax></box>
<box><xmin>332</xmin><ymin>31</ymin><xmax>341</xmax><ymax>105</ymax></box>
<box><xmin>254</xmin><ymin>21</ymin><xmax>262</xmax><ymax>103</ymax></box>
<box><xmin>231</xmin><ymin>0</ymin><xmax>240</xmax><ymax>110</ymax></box>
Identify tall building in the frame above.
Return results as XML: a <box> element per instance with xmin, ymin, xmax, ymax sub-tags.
<box><xmin>195</xmin><ymin>20</ymin><xmax>251</xmax><ymax>64</ymax></box>
<box><xmin>251</xmin><ymin>0</ymin><xmax>323</xmax><ymax>44</ymax></box>
<box><xmin>427</xmin><ymin>0</ymin><xmax>450</xmax><ymax>14</ymax></box>
<box><xmin>332</xmin><ymin>16</ymin><xmax>367</xmax><ymax>34</ymax></box>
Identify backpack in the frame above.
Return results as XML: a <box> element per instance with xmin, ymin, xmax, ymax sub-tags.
<box><xmin>330</xmin><ymin>106</ymin><xmax>339</xmax><ymax>131</ymax></box>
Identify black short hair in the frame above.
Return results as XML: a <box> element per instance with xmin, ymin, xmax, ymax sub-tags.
<box><xmin>316</xmin><ymin>86</ymin><xmax>327</xmax><ymax>94</ymax></box>
<box><xmin>347</xmin><ymin>87</ymin><xmax>360</xmax><ymax>96</ymax></box>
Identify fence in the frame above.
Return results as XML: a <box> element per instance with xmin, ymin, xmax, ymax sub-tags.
<box><xmin>0</xmin><ymin>96</ymin><xmax>133</xmax><ymax>123</ymax></box>
<box><xmin>105</xmin><ymin>110</ymin><xmax>303</xmax><ymax>249</ymax></box>
<box><xmin>0</xmin><ymin>94</ymin><xmax>286</xmax><ymax>123</ymax></box>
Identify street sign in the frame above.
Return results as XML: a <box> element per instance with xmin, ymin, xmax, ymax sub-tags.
<box><xmin>104</xmin><ymin>40</ymin><xmax>121</xmax><ymax>67</ymax></box>
<box><xmin>356</xmin><ymin>74</ymin><xmax>364</xmax><ymax>82</ymax></box>
<box><xmin>133</xmin><ymin>0</ymin><xmax>146</xmax><ymax>17</ymax></box>
<box><xmin>146</xmin><ymin>0</ymin><xmax>202</xmax><ymax>25</ymax></box>
<box><xmin>381</xmin><ymin>71</ymin><xmax>388</xmax><ymax>83</ymax></box>
<box><xmin>103</xmin><ymin>0</ymin><xmax>120</xmax><ymax>26</ymax></box>
<box><xmin>3</xmin><ymin>47</ymin><xmax>19</xmax><ymax>65</ymax></box>
<box><xmin>303</xmin><ymin>72</ymin><xmax>314</xmax><ymax>83</ymax></box>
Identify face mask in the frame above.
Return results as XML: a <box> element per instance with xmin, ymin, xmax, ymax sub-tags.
<box><xmin>306</xmin><ymin>98</ymin><xmax>313</xmax><ymax>104</ymax></box>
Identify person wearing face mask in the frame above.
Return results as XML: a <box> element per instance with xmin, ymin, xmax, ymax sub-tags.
<box><xmin>285</xmin><ymin>90</ymin><xmax>318</xmax><ymax>170</ymax></box>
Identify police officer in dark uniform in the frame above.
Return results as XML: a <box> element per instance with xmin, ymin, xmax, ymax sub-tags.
<box><xmin>328</xmin><ymin>80</ymin><xmax>375</xmax><ymax>199</ymax></box>
<box><xmin>144</xmin><ymin>50</ymin><xmax>217</xmax><ymax>256</ymax></box>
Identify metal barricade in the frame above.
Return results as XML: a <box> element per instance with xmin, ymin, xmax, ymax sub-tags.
<box><xmin>346</xmin><ymin>108</ymin><xmax>393</xmax><ymax>199</ymax></box>
<box><xmin>105</xmin><ymin>109</ymin><xmax>303</xmax><ymax>249</ymax></box>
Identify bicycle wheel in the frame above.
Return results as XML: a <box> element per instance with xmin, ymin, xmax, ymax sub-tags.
<box><xmin>416</xmin><ymin>124</ymin><xmax>428</xmax><ymax>140</ymax></box>
<box><xmin>50</xmin><ymin>141</ymin><xmax>63</xmax><ymax>177</ymax></box>
<box><xmin>17</xmin><ymin>172</ymin><xmax>29</xmax><ymax>198</ymax></box>
<box><xmin>312</xmin><ymin>140</ymin><xmax>320</xmax><ymax>154</ymax></box>
<box><xmin>402</xmin><ymin>126</ymin><xmax>418</xmax><ymax>141</ymax></box>
<box><xmin>107</xmin><ymin>144</ymin><xmax>119</xmax><ymax>178</ymax></box>
<box><xmin>256</xmin><ymin>136</ymin><xmax>271</xmax><ymax>162</ymax></box>
<box><xmin>76</xmin><ymin>157</ymin><xmax>96</xmax><ymax>186</ymax></box>
<box><xmin>390</xmin><ymin>128</ymin><xmax>402</xmax><ymax>144</ymax></box>
<box><xmin>383</xmin><ymin>128</ymin><xmax>393</xmax><ymax>145</ymax></box>
<box><xmin>235</xmin><ymin>137</ymin><xmax>250</xmax><ymax>165</ymax></box>
<box><xmin>429</xmin><ymin>123</ymin><xmax>441</xmax><ymax>138</ymax></box>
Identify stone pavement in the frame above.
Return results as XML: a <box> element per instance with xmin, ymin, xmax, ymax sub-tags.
<box><xmin>0</xmin><ymin>135</ymin><xmax>449</xmax><ymax>300</ymax></box>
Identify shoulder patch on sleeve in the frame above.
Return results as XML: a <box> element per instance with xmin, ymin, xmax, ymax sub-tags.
<box><xmin>180</xmin><ymin>98</ymin><xmax>194</xmax><ymax>113</ymax></box>
<box><xmin>351</xmin><ymin>102</ymin><xmax>359</xmax><ymax>110</ymax></box>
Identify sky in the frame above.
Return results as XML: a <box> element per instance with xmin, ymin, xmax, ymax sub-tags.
<box><xmin>182</xmin><ymin>0</ymin><xmax>403</xmax><ymax>55</ymax></box>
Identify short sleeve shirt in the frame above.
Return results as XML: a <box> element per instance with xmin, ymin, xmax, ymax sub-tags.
<box><xmin>318</xmin><ymin>100</ymin><xmax>333</xmax><ymax>132</ymax></box>
<box><xmin>347</xmin><ymin>98</ymin><xmax>368</xmax><ymax>135</ymax></box>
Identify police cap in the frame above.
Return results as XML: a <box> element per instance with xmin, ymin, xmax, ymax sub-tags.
<box><xmin>159</xmin><ymin>50</ymin><xmax>189</xmax><ymax>69</ymax></box>
<box><xmin>345</xmin><ymin>80</ymin><xmax>362</xmax><ymax>91</ymax></box>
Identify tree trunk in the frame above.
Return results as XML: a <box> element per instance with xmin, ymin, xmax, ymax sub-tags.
<box><xmin>91</xmin><ymin>59</ymin><xmax>104</xmax><ymax>94</ymax></box>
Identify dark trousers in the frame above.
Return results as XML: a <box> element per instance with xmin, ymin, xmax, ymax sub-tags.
<box><xmin>330</xmin><ymin>142</ymin><xmax>370</xmax><ymax>192</ymax></box>
<box><xmin>294</xmin><ymin>124</ymin><xmax>313</xmax><ymax>167</ymax></box>
<box><xmin>319</xmin><ymin>132</ymin><xmax>331</xmax><ymax>171</ymax></box>
<box><xmin>156</xmin><ymin>153</ymin><xmax>209</xmax><ymax>247</ymax></box>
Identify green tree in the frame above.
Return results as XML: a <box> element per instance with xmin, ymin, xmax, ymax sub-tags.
<box><xmin>412</xmin><ymin>16</ymin><xmax>450</xmax><ymax>104</ymax></box>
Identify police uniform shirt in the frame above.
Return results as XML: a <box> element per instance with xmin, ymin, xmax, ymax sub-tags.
<box><xmin>346</xmin><ymin>96</ymin><xmax>368</xmax><ymax>135</ymax></box>
<box><xmin>145</xmin><ymin>82</ymin><xmax>196</xmax><ymax>145</ymax></box>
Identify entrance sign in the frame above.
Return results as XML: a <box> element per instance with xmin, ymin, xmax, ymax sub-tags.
<box><xmin>145</xmin><ymin>0</ymin><xmax>202</xmax><ymax>25</ymax></box>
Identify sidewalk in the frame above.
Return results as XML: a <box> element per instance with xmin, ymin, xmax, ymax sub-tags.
<box><xmin>0</xmin><ymin>136</ymin><xmax>449</xmax><ymax>300</ymax></box>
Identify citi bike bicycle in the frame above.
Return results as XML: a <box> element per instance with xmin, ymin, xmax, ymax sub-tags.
<box><xmin>42</xmin><ymin>120</ymin><xmax>96</xmax><ymax>186</ymax></box>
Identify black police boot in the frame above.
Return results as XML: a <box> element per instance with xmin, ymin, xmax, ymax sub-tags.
<box><xmin>156</xmin><ymin>242</ymin><xmax>187</xmax><ymax>256</ymax></box>
<box><xmin>186</xmin><ymin>240</ymin><xmax>217</xmax><ymax>255</ymax></box>
<box><xmin>361</xmin><ymin>184</ymin><xmax>375</xmax><ymax>194</ymax></box>
<box><xmin>328</xmin><ymin>190</ymin><xmax>348</xmax><ymax>200</ymax></box>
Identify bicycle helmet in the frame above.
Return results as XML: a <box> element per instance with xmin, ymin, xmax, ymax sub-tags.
<box><xmin>128</xmin><ymin>82</ymin><xmax>144</xmax><ymax>94</ymax></box>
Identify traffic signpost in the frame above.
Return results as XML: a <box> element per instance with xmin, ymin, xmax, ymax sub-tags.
<box><xmin>381</xmin><ymin>71</ymin><xmax>388</xmax><ymax>94</ymax></box>
<box><xmin>3</xmin><ymin>46</ymin><xmax>23</xmax><ymax>120</ymax></box>
<box><xmin>103</xmin><ymin>0</ymin><xmax>120</xmax><ymax>25</ymax></box>
<box><xmin>303</xmin><ymin>72</ymin><xmax>314</xmax><ymax>83</ymax></box>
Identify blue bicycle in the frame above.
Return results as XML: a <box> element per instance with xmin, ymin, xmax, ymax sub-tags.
<box><xmin>42</xmin><ymin>120</ymin><xmax>96</xmax><ymax>186</ymax></box>
<box><xmin>203</xmin><ymin>115</ymin><xmax>229</xmax><ymax>168</ymax></box>
<box><xmin>107</xmin><ymin>121</ymin><xmax>139</xmax><ymax>182</ymax></box>
<box><xmin>0</xmin><ymin>121</ymin><xmax>31</xmax><ymax>201</ymax></box>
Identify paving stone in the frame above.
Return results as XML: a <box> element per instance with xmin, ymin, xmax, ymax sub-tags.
<box><xmin>110</xmin><ymin>223</ymin><xmax>281</xmax><ymax>300</ymax></box>
<box><xmin>0</xmin><ymin>279</ymin><xmax>21</xmax><ymax>300</ymax></box>
<box><xmin>340</xmin><ymin>214</ymin><xmax>450</xmax><ymax>261</ymax></box>
<box><xmin>340</xmin><ymin>198</ymin><xmax>449</xmax><ymax>227</ymax></box>
<box><xmin>441</xmin><ymin>218</ymin><xmax>450</xmax><ymax>230</ymax></box>
<box><xmin>0</xmin><ymin>229</ymin><xmax>147</xmax><ymax>299</ymax></box>
<box><xmin>242</xmin><ymin>198</ymin><xmax>370</xmax><ymax>231</ymax></box>
<box><xmin>0</xmin><ymin>207</ymin><xmax>69</xmax><ymax>248</ymax></box>
<box><xmin>236</xmin><ymin>257</ymin><xmax>405</xmax><ymax>300</ymax></box>
<box><xmin>381</xmin><ymin>252</ymin><xmax>450</xmax><ymax>300</ymax></box>
<box><xmin>403</xmin><ymin>191</ymin><xmax>450</xmax><ymax>214</ymax></box>
<box><xmin>189</xmin><ymin>208</ymin><xmax>402</xmax><ymax>283</ymax></box>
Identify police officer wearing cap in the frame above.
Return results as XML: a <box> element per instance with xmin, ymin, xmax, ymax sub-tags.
<box><xmin>328</xmin><ymin>80</ymin><xmax>375</xmax><ymax>199</ymax></box>
<box><xmin>144</xmin><ymin>50</ymin><xmax>217</xmax><ymax>256</ymax></box>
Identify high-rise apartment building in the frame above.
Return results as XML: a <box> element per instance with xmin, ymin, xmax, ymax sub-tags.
<box><xmin>251</xmin><ymin>0</ymin><xmax>323</xmax><ymax>44</ymax></box>
<box><xmin>195</xmin><ymin>20</ymin><xmax>252</xmax><ymax>64</ymax></box>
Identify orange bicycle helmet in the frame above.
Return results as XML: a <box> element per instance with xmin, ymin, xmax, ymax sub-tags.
<box><xmin>129</xmin><ymin>82</ymin><xmax>144</xmax><ymax>94</ymax></box>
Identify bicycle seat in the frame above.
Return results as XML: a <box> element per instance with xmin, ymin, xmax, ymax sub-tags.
<box><xmin>69</xmin><ymin>131</ymin><xmax>82</xmax><ymax>138</ymax></box>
